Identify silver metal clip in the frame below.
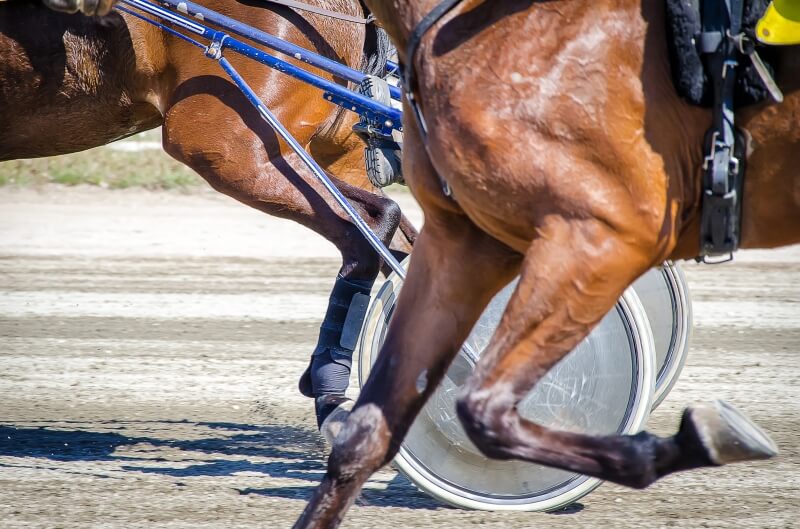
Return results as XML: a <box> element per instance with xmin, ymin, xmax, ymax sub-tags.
<box><xmin>749</xmin><ymin>49</ymin><xmax>784</xmax><ymax>103</ymax></box>
<box><xmin>205</xmin><ymin>35</ymin><xmax>227</xmax><ymax>60</ymax></box>
<box><xmin>698</xmin><ymin>252</ymin><xmax>734</xmax><ymax>264</ymax></box>
<box><xmin>702</xmin><ymin>131</ymin><xmax>720</xmax><ymax>170</ymax></box>
<box><xmin>732</xmin><ymin>32</ymin><xmax>784</xmax><ymax>103</ymax></box>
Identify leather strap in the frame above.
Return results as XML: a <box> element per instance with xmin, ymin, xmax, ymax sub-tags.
<box><xmin>263</xmin><ymin>0</ymin><xmax>374</xmax><ymax>24</ymax></box>
<box><xmin>404</xmin><ymin>0</ymin><xmax>464</xmax><ymax>138</ymax></box>
<box><xmin>697</xmin><ymin>0</ymin><xmax>746</xmax><ymax>260</ymax></box>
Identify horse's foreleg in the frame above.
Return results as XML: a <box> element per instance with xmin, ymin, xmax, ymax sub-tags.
<box><xmin>456</xmin><ymin>218</ymin><xmax>778</xmax><ymax>489</ymax></box>
<box><xmin>294</xmin><ymin>211</ymin><xmax>521</xmax><ymax>529</ymax></box>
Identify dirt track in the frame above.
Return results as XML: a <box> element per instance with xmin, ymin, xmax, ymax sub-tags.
<box><xmin>0</xmin><ymin>186</ymin><xmax>798</xmax><ymax>529</ymax></box>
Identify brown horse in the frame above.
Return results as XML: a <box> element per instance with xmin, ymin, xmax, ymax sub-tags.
<box><xmin>0</xmin><ymin>0</ymin><xmax>417</xmax><ymax>425</ymax></box>
<box><xmin>297</xmin><ymin>1</ymin><xmax>799</xmax><ymax>527</ymax></box>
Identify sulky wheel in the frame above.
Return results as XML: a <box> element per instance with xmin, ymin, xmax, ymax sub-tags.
<box><xmin>631</xmin><ymin>262</ymin><xmax>693</xmax><ymax>408</ymax></box>
<box><xmin>357</xmin><ymin>260</ymin><xmax>657</xmax><ymax>512</ymax></box>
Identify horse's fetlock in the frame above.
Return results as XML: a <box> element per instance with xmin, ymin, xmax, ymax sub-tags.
<box><xmin>603</xmin><ymin>431</ymin><xmax>667</xmax><ymax>488</ymax></box>
<box><xmin>328</xmin><ymin>403</ymin><xmax>390</xmax><ymax>480</ymax></box>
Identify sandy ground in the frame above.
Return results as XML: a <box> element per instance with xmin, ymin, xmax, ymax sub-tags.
<box><xmin>0</xmin><ymin>186</ymin><xmax>797</xmax><ymax>529</ymax></box>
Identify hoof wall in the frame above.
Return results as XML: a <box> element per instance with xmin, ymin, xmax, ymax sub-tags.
<box><xmin>319</xmin><ymin>397</ymin><xmax>354</xmax><ymax>445</ymax></box>
<box><xmin>298</xmin><ymin>357</ymin><xmax>314</xmax><ymax>398</ymax></box>
<box><xmin>683</xmin><ymin>400</ymin><xmax>778</xmax><ymax>465</ymax></box>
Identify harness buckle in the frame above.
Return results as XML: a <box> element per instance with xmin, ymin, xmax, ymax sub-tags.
<box><xmin>205</xmin><ymin>35</ymin><xmax>227</xmax><ymax>60</ymax></box>
<box><xmin>696</xmin><ymin>252</ymin><xmax>735</xmax><ymax>264</ymax></box>
<box><xmin>702</xmin><ymin>131</ymin><xmax>720</xmax><ymax>170</ymax></box>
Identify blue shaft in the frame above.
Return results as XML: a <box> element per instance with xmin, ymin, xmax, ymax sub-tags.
<box><xmin>221</xmin><ymin>38</ymin><xmax>402</xmax><ymax>129</ymax></box>
<box><xmin>116</xmin><ymin>0</ymin><xmax>407</xmax><ymax>276</ymax></box>
<box><xmin>119</xmin><ymin>0</ymin><xmax>401</xmax><ymax>131</ymax></box>
<box><xmin>159</xmin><ymin>0</ymin><xmax>402</xmax><ymax>101</ymax></box>
<box><xmin>216</xmin><ymin>56</ymin><xmax>406</xmax><ymax>279</ymax></box>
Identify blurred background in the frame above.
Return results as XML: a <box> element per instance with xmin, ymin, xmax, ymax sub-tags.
<box><xmin>0</xmin><ymin>130</ymin><xmax>199</xmax><ymax>190</ymax></box>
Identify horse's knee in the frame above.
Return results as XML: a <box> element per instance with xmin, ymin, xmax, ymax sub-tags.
<box><xmin>366</xmin><ymin>195</ymin><xmax>401</xmax><ymax>242</ymax></box>
<box><xmin>340</xmin><ymin>196</ymin><xmax>402</xmax><ymax>278</ymax></box>
<box><xmin>328</xmin><ymin>403</ymin><xmax>392</xmax><ymax>481</ymax></box>
<box><xmin>379</xmin><ymin>197</ymin><xmax>401</xmax><ymax>231</ymax></box>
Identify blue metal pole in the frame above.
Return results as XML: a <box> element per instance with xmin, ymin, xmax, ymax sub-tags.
<box><xmin>158</xmin><ymin>0</ymin><xmax>402</xmax><ymax>101</ymax></box>
<box><xmin>221</xmin><ymin>38</ymin><xmax>402</xmax><ymax>131</ymax></box>
<box><xmin>215</xmin><ymin>54</ymin><xmax>406</xmax><ymax>279</ymax></box>
<box><xmin>119</xmin><ymin>0</ymin><xmax>402</xmax><ymax>134</ymax></box>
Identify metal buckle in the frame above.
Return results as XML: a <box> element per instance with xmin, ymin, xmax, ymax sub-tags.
<box><xmin>697</xmin><ymin>252</ymin><xmax>734</xmax><ymax>264</ymax></box>
<box><xmin>729</xmin><ymin>154</ymin><xmax>740</xmax><ymax>175</ymax></box>
<box><xmin>205</xmin><ymin>35</ymin><xmax>227</xmax><ymax>60</ymax></box>
<box><xmin>702</xmin><ymin>131</ymin><xmax>720</xmax><ymax>170</ymax></box>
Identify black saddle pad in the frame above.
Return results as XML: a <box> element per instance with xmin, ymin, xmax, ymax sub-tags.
<box><xmin>665</xmin><ymin>0</ymin><xmax>779</xmax><ymax>107</ymax></box>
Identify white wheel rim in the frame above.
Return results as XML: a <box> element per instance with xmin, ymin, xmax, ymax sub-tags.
<box><xmin>358</xmin><ymin>264</ymin><xmax>656</xmax><ymax>511</ymax></box>
<box><xmin>632</xmin><ymin>262</ymin><xmax>693</xmax><ymax>407</ymax></box>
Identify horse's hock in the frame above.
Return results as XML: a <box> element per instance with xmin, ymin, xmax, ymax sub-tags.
<box><xmin>357</xmin><ymin>260</ymin><xmax>692</xmax><ymax>511</ymax></box>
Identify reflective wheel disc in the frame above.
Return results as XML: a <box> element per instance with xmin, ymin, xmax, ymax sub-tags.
<box><xmin>631</xmin><ymin>262</ymin><xmax>692</xmax><ymax>407</ymax></box>
<box><xmin>358</xmin><ymin>263</ymin><xmax>656</xmax><ymax>511</ymax></box>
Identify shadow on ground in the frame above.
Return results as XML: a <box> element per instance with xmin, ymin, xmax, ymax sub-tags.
<box><xmin>237</xmin><ymin>471</ymin><xmax>446</xmax><ymax>510</ymax></box>
<box><xmin>0</xmin><ymin>421</ymin><xmax>442</xmax><ymax>510</ymax></box>
<box><xmin>0</xmin><ymin>421</ymin><xmax>323</xmax><ymax>462</ymax></box>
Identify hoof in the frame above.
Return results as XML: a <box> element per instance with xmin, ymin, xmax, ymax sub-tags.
<box><xmin>681</xmin><ymin>400</ymin><xmax>778</xmax><ymax>466</ymax></box>
<box><xmin>317</xmin><ymin>396</ymin><xmax>354</xmax><ymax>445</ymax></box>
<box><xmin>298</xmin><ymin>356</ymin><xmax>314</xmax><ymax>398</ymax></box>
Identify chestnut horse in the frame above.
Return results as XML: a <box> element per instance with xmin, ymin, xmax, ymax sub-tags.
<box><xmin>0</xmin><ymin>0</ymin><xmax>416</xmax><ymax>425</ymax></box>
<box><xmin>297</xmin><ymin>1</ymin><xmax>799</xmax><ymax>527</ymax></box>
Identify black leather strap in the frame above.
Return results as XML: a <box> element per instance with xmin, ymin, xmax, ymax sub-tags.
<box><xmin>403</xmin><ymin>0</ymin><xmax>464</xmax><ymax>137</ymax></box>
<box><xmin>697</xmin><ymin>0</ymin><xmax>747</xmax><ymax>260</ymax></box>
<box><xmin>404</xmin><ymin>0</ymin><xmax>463</xmax><ymax>90</ymax></box>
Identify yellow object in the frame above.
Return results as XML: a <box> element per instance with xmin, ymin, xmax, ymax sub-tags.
<box><xmin>757</xmin><ymin>0</ymin><xmax>800</xmax><ymax>45</ymax></box>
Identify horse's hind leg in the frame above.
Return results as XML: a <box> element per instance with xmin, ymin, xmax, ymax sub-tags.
<box><xmin>295</xmin><ymin>173</ymin><xmax>409</xmax><ymax>428</ymax></box>
<box><xmin>162</xmin><ymin>89</ymin><xmax>403</xmax><ymax>424</ymax></box>
<box><xmin>455</xmin><ymin>220</ymin><xmax>778</xmax><ymax>489</ymax></box>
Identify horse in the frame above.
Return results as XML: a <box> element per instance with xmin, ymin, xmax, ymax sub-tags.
<box><xmin>0</xmin><ymin>0</ymin><xmax>417</xmax><ymax>428</ymax></box>
<box><xmin>296</xmin><ymin>1</ymin><xmax>799</xmax><ymax>526</ymax></box>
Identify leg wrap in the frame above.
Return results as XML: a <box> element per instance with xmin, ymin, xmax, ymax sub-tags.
<box><xmin>300</xmin><ymin>275</ymin><xmax>373</xmax><ymax>398</ymax></box>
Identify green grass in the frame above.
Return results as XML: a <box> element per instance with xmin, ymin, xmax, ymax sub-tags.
<box><xmin>0</xmin><ymin>130</ymin><xmax>203</xmax><ymax>191</ymax></box>
<box><xmin>0</xmin><ymin>128</ymin><xmax>411</xmax><ymax>193</ymax></box>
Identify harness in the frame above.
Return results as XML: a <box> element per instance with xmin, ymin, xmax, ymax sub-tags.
<box><xmin>696</xmin><ymin>0</ymin><xmax>781</xmax><ymax>261</ymax></box>
<box><xmin>403</xmin><ymin>0</ymin><xmax>463</xmax><ymax>139</ymax></box>
<box><xmin>263</xmin><ymin>0</ymin><xmax>374</xmax><ymax>25</ymax></box>
<box><xmin>398</xmin><ymin>0</ymin><xmax>464</xmax><ymax>197</ymax></box>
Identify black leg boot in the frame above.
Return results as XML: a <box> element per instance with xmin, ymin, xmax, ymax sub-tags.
<box><xmin>298</xmin><ymin>275</ymin><xmax>373</xmax><ymax>429</ymax></box>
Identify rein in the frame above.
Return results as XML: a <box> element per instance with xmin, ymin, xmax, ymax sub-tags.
<box><xmin>400</xmin><ymin>0</ymin><xmax>464</xmax><ymax>198</ymax></box>
<box><xmin>403</xmin><ymin>0</ymin><xmax>464</xmax><ymax>138</ymax></box>
<box><xmin>263</xmin><ymin>0</ymin><xmax>374</xmax><ymax>24</ymax></box>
